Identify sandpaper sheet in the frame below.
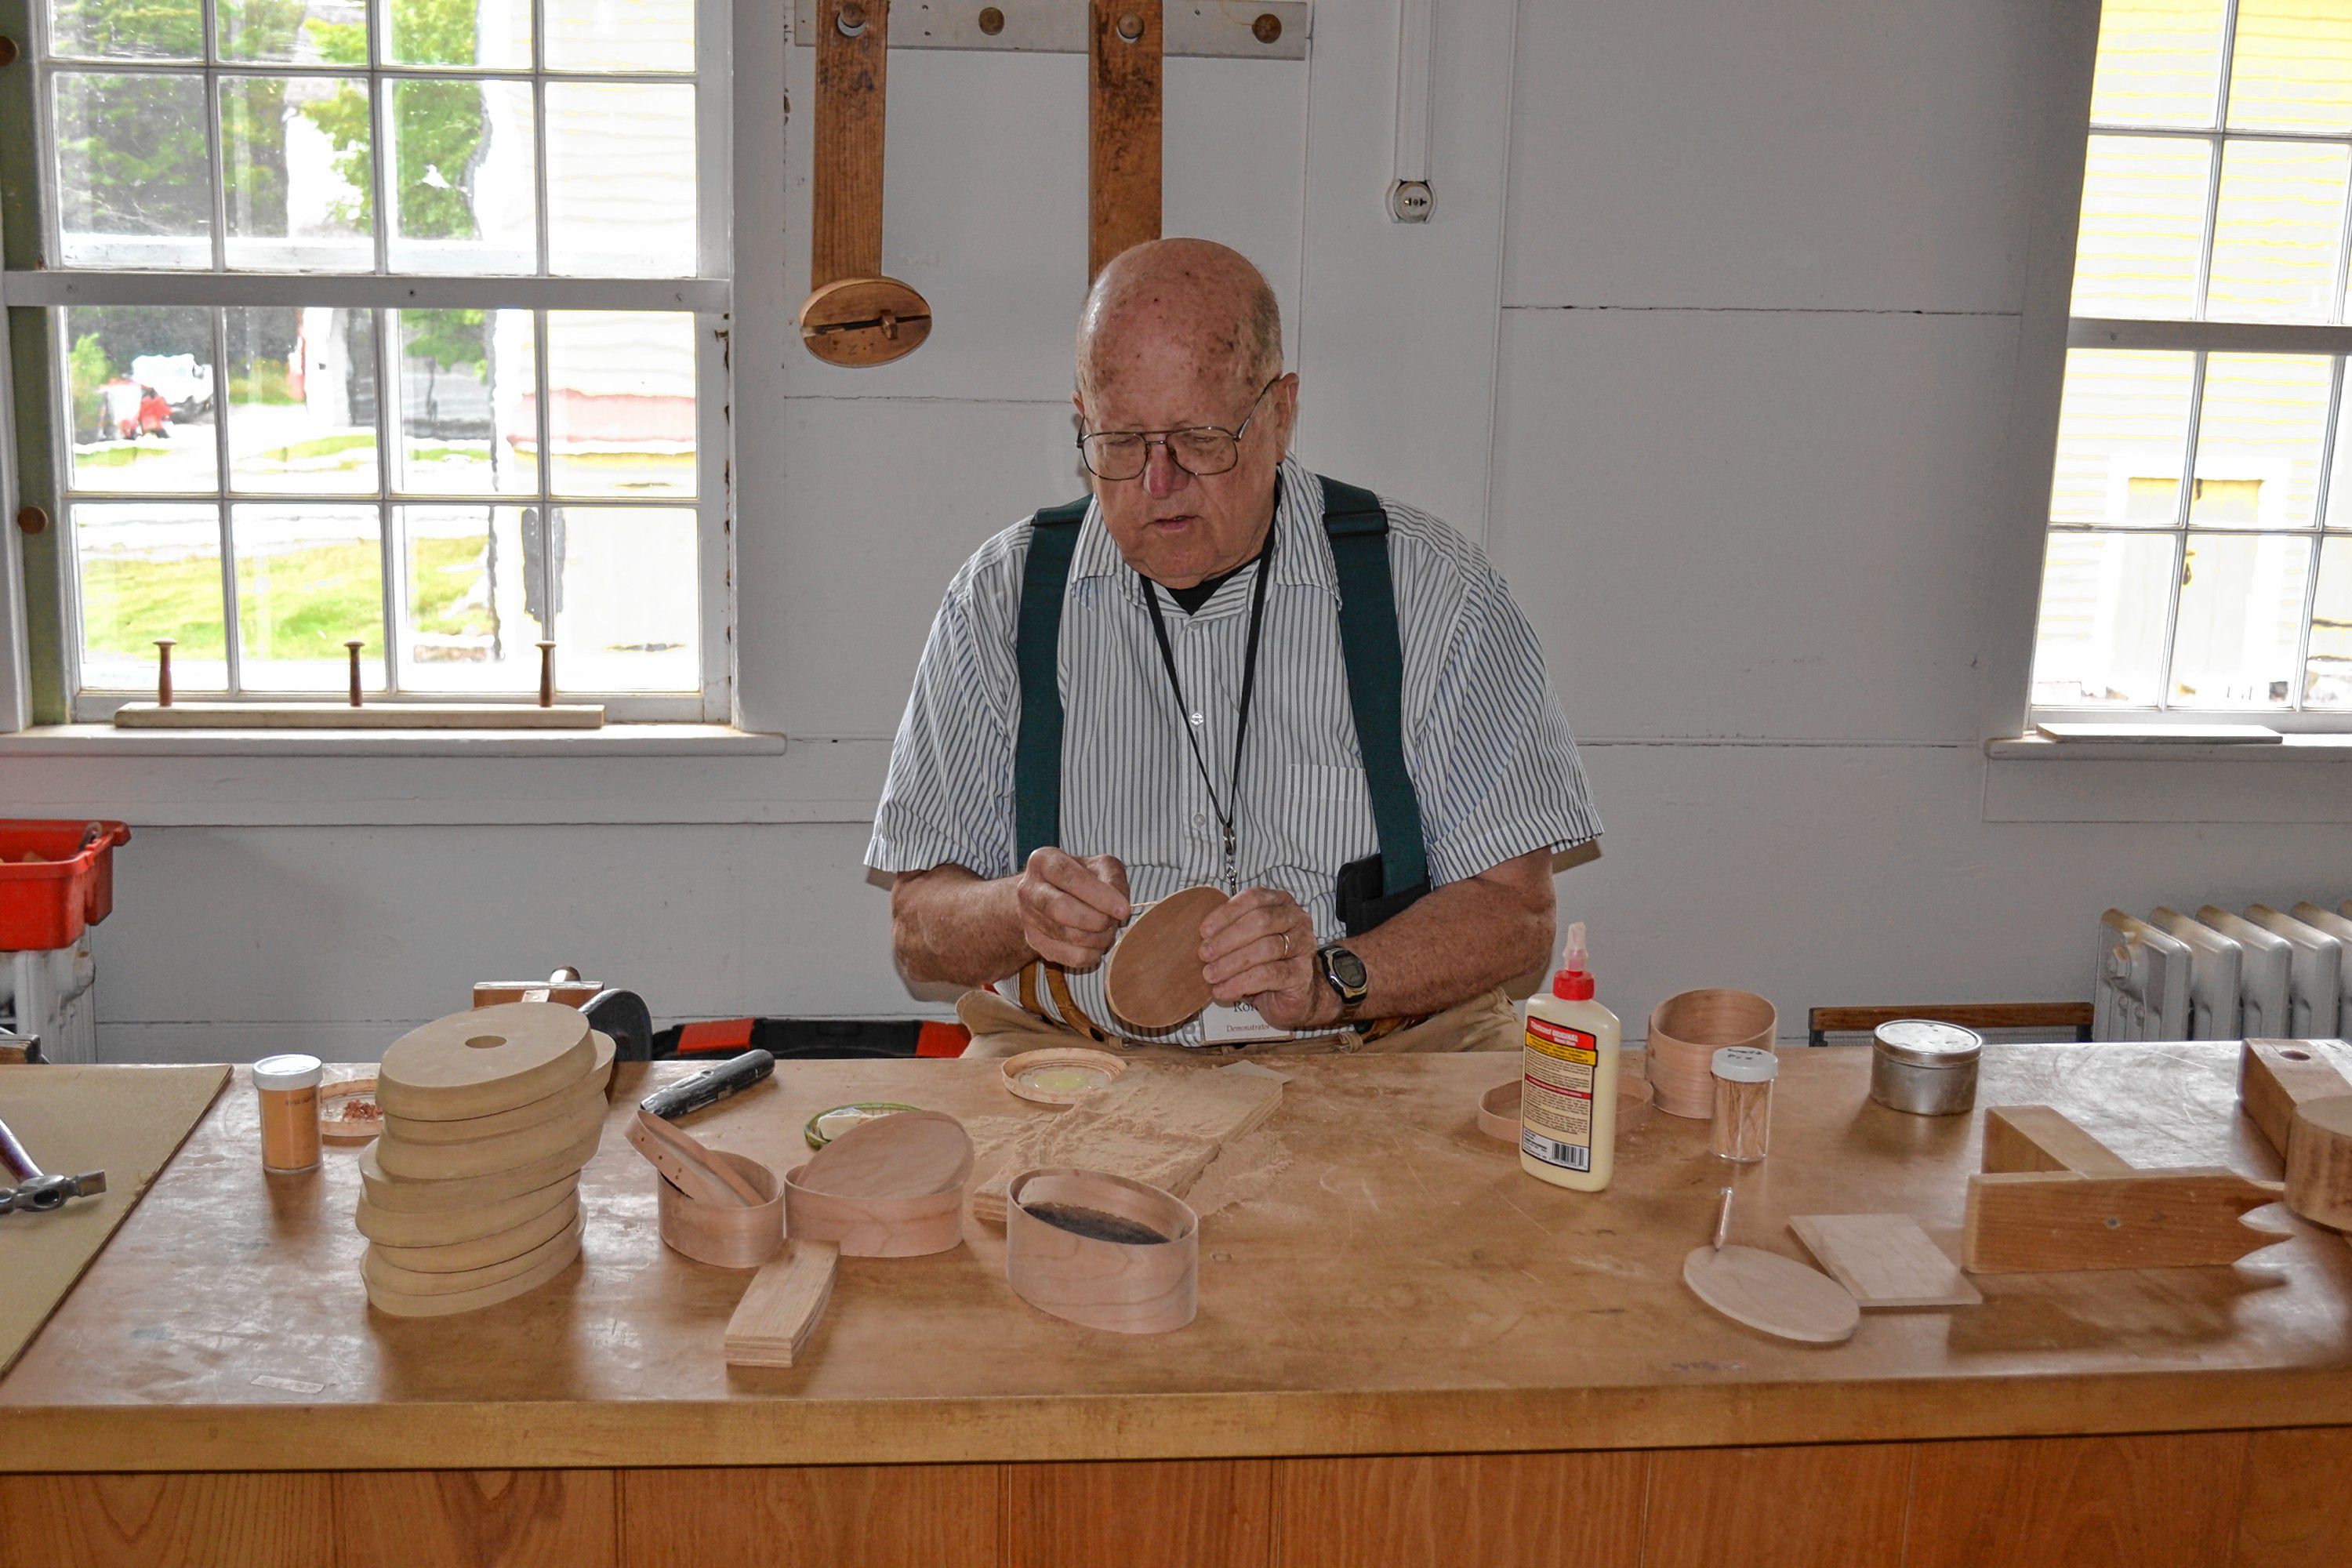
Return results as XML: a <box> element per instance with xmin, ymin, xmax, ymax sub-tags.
<box><xmin>970</xmin><ymin>1064</ymin><xmax>1283</xmax><ymax>1224</ymax></box>
<box><xmin>0</xmin><ymin>1063</ymin><xmax>230</xmax><ymax>1376</ymax></box>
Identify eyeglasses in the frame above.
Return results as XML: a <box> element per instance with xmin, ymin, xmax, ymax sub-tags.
<box><xmin>1076</xmin><ymin>376</ymin><xmax>1281</xmax><ymax>481</ymax></box>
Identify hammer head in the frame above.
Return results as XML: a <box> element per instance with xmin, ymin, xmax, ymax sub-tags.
<box><xmin>0</xmin><ymin>1170</ymin><xmax>106</xmax><ymax>1214</ymax></box>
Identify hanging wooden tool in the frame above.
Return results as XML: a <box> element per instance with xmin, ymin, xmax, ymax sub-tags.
<box><xmin>799</xmin><ymin>0</ymin><xmax>932</xmax><ymax>365</ymax></box>
<box><xmin>1088</xmin><ymin>0</ymin><xmax>1162</xmax><ymax>278</ymax></box>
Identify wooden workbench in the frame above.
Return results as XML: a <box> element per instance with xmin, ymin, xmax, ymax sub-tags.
<box><xmin>2</xmin><ymin>1042</ymin><xmax>2348</xmax><ymax>1567</ymax></box>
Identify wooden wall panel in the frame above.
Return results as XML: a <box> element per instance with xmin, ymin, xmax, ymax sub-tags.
<box><xmin>1272</xmin><ymin>1451</ymin><xmax>1644</xmax><ymax>1568</ymax></box>
<box><xmin>1645</xmin><ymin>1444</ymin><xmax>1911</xmax><ymax>1568</ymax></box>
<box><xmin>620</xmin><ymin>1465</ymin><xmax>999</xmax><ymax>1568</ymax></box>
<box><xmin>2234</xmin><ymin>1426</ymin><xmax>2352</xmax><ymax>1568</ymax></box>
<box><xmin>337</xmin><ymin>1470</ymin><xmax>615</xmax><ymax>1568</ymax></box>
<box><xmin>0</xmin><ymin>1472</ymin><xmax>332</xmax><ymax>1568</ymax></box>
<box><xmin>1007</xmin><ymin>1459</ymin><xmax>1269</xmax><ymax>1568</ymax></box>
<box><xmin>1907</xmin><ymin>1433</ymin><xmax>2246</xmax><ymax>1568</ymax></box>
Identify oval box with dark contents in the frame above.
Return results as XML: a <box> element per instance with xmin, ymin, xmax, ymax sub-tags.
<box><xmin>1005</xmin><ymin>1167</ymin><xmax>1199</xmax><ymax>1334</ymax></box>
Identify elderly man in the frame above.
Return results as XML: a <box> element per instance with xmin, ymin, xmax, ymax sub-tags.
<box><xmin>868</xmin><ymin>239</ymin><xmax>1599</xmax><ymax>1058</ymax></box>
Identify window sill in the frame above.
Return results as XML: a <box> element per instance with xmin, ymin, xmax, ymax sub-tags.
<box><xmin>1984</xmin><ymin>731</ymin><xmax>2352</xmax><ymax>764</ymax></box>
<box><xmin>1982</xmin><ymin>730</ymin><xmax>2352</xmax><ymax>825</ymax></box>
<box><xmin>0</xmin><ymin>722</ymin><xmax>787</xmax><ymax>760</ymax></box>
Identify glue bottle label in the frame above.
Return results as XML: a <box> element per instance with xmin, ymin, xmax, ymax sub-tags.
<box><xmin>1522</xmin><ymin>1015</ymin><xmax>1598</xmax><ymax>1173</ymax></box>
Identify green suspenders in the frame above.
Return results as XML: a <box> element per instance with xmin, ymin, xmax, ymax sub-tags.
<box><xmin>1013</xmin><ymin>477</ymin><xmax>1431</xmax><ymax>923</ymax></box>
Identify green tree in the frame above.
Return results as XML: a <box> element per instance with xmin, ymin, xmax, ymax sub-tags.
<box><xmin>66</xmin><ymin>333</ymin><xmax>112</xmax><ymax>442</ymax></box>
<box><xmin>307</xmin><ymin>0</ymin><xmax>488</xmax><ymax>241</ymax></box>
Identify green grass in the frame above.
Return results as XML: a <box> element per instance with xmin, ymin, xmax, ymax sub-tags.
<box><xmin>75</xmin><ymin>444</ymin><xmax>182</xmax><ymax>470</ymax></box>
<box><xmin>247</xmin><ymin>432</ymin><xmax>377</xmax><ymax>466</ymax></box>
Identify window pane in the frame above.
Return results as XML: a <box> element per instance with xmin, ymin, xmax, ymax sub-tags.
<box><xmin>61</xmin><ymin>306</ymin><xmax>219</xmax><ymax>494</ymax></box>
<box><xmin>2050</xmin><ymin>349</ymin><xmax>2195</xmax><ymax>526</ymax></box>
<box><xmin>221</xmin><ymin>75</ymin><xmax>376</xmax><ymax>273</ymax></box>
<box><xmin>392</xmin><ymin>310</ymin><xmax>538</xmax><ymax>495</ymax></box>
<box><xmin>218</xmin><ymin>0</ymin><xmax>361</xmax><ymax>62</ymax></box>
<box><xmin>46</xmin><ymin>0</ymin><xmax>201</xmax><ymax>60</ymax></box>
<box><xmin>397</xmin><ymin>506</ymin><xmax>550</xmax><ymax>691</ymax></box>
<box><xmin>53</xmin><ymin>72</ymin><xmax>212</xmax><ymax>269</ymax></box>
<box><xmin>2226</xmin><ymin>0</ymin><xmax>2352</xmax><ymax>133</ymax></box>
<box><xmin>2031</xmin><ymin>532</ymin><xmax>2178</xmax><ymax>706</ymax></box>
<box><xmin>2071</xmin><ymin>134</ymin><xmax>2212</xmax><ymax>318</ymax></box>
<box><xmin>74</xmin><ymin>502</ymin><xmax>226</xmax><ymax>692</ymax></box>
<box><xmin>546</xmin><ymin>83</ymin><xmax>697</xmax><ymax>277</ymax></box>
<box><xmin>2171</xmin><ymin>532</ymin><xmax>2312</xmax><ymax>705</ymax></box>
<box><xmin>2089</xmin><ymin>0</ymin><xmax>2227</xmax><ymax>128</ymax></box>
<box><xmin>227</xmin><ymin>307</ymin><xmax>381</xmax><ymax>493</ymax></box>
<box><xmin>546</xmin><ymin>0</ymin><xmax>695</xmax><ymax>71</ymax></box>
<box><xmin>232</xmin><ymin>503</ymin><xmax>384</xmax><ymax>690</ymax></box>
<box><xmin>2190</xmin><ymin>353</ymin><xmax>2332</xmax><ymax>528</ymax></box>
<box><xmin>385</xmin><ymin>78</ymin><xmax>538</xmax><ymax>274</ymax></box>
<box><xmin>2310</xmin><ymin>536</ymin><xmax>2352</xmax><ymax>706</ymax></box>
<box><xmin>544</xmin><ymin>311</ymin><xmax>695</xmax><ymax>497</ymax></box>
<box><xmin>552</xmin><ymin>507</ymin><xmax>698</xmax><ymax>691</ymax></box>
<box><xmin>387</xmin><ymin>0</ymin><xmax>533</xmax><ymax>67</ymax></box>
<box><xmin>2205</xmin><ymin>140</ymin><xmax>2350</xmax><ymax>323</ymax></box>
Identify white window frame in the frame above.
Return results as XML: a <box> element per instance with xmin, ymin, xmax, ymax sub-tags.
<box><xmin>2031</xmin><ymin>0</ymin><xmax>2352</xmax><ymax>735</ymax></box>
<box><xmin>2</xmin><ymin>0</ymin><xmax>736</xmax><ymax>724</ymax></box>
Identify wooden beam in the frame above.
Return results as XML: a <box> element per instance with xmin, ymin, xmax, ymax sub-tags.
<box><xmin>1962</xmin><ymin>1169</ymin><xmax>2290</xmax><ymax>1274</ymax></box>
<box><xmin>1087</xmin><ymin>0</ymin><xmax>1162</xmax><ymax>278</ymax></box>
<box><xmin>1980</xmin><ymin>1106</ymin><xmax>2134</xmax><ymax>1177</ymax></box>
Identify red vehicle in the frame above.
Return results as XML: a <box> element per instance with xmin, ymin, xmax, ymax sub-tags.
<box><xmin>98</xmin><ymin>379</ymin><xmax>172</xmax><ymax>440</ymax></box>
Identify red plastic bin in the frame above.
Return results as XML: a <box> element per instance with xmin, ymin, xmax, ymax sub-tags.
<box><xmin>0</xmin><ymin>820</ymin><xmax>133</xmax><ymax>952</ymax></box>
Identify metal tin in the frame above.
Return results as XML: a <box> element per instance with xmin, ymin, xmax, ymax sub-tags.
<box><xmin>1868</xmin><ymin>1021</ymin><xmax>1982</xmax><ymax>1116</ymax></box>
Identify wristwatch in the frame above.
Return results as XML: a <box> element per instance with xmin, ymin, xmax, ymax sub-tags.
<box><xmin>1316</xmin><ymin>943</ymin><xmax>1370</xmax><ymax>1015</ymax></box>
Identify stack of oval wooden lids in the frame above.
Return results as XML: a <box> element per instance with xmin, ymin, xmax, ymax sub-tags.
<box><xmin>354</xmin><ymin>1004</ymin><xmax>614</xmax><ymax>1317</ymax></box>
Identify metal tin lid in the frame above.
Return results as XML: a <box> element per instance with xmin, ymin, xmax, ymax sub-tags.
<box><xmin>1871</xmin><ymin>1020</ymin><xmax>1983</xmax><ymax>1067</ymax></box>
<box><xmin>252</xmin><ymin>1053</ymin><xmax>323</xmax><ymax>1091</ymax></box>
<box><xmin>1710</xmin><ymin>1046</ymin><xmax>1779</xmax><ymax>1083</ymax></box>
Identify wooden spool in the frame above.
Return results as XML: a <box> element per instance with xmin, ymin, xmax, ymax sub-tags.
<box><xmin>371</xmin><ymin>1096</ymin><xmax>608</xmax><ymax>1182</ymax></box>
<box><xmin>380</xmin><ymin>1033</ymin><xmax>614</xmax><ymax>1145</ymax></box>
<box><xmin>1104</xmin><ymin>886</ymin><xmax>1229</xmax><ymax>1030</ymax></box>
<box><xmin>656</xmin><ymin>1150</ymin><xmax>785</xmax><ymax>1269</ymax></box>
<box><xmin>376</xmin><ymin>1004</ymin><xmax>595</xmax><ymax>1122</ymax></box>
<box><xmin>1647</xmin><ymin>989</ymin><xmax>1776</xmax><ymax>1120</ymax></box>
<box><xmin>782</xmin><ymin>1108</ymin><xmax>973</xmax><ymax>1258</ymax></box>
<box><xmin>798</xmin><ymin>0</ymin><xmax>931</xmax><ymax>365</ymax></box>
<box><xmin>2285</xmin><ymin>1095</ymin><xmax>2352</xmax><ymax>1231</ymax></box>
<box><xmin>357</xmin><ymin>1125</ymin><xmax>602</xmax><ymax>1214</ymax></box>
<box><xmin>1005</xmin><ymin>1167</ymin><xmax>1198</xmax><ymax>1334</ymax></box>
<box><xmin>1002</xmin><ymin>1047</ymin><xmax>1127</xmax><ymax>1108</ymax></box>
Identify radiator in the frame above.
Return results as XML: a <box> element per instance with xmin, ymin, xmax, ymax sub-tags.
<box><xmin>2096</xmin><ymin>902</ymin><xmax>2350</xmax><ymax>1042</ymax></box>
<box><xmin>0</xmin><ymin>936</ymin><xmax>99</xmax><ymax>1065</ymax></box>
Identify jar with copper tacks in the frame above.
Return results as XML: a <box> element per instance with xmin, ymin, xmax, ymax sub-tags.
<box><xmin>1708</xmin><ymin>1046</ymin><xmax>1777</xmax><ymax>1162</ymax></box>
<box><xmin>1869</xmin><ymin>1021</ymin><xmax>1981</xmax><ymax>1116</ymax></box>
<box><xmin>254</xmin><ymin>1053</ymin><xmax>324</xmax><ymax>1173</ymax></box>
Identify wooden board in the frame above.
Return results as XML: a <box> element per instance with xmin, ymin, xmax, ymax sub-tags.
<box><xmin>1981</xmin><ymin>1105</ymin><xmax>2135</xmax><ymax>1175</ymax></box>
<box><xmin>969</xmin><ymin>1063</ymin><xmax>1281</xmax><ymax>1225</ymax></box>
<box><xmin>1103</xmin><ymin>887</ymin><xmax>1228</xmax><ymax>1030</ymax></box>
<box><xmin>0</xmin><ymin>1064</ymin><xmax>228</xmax><ymax>1377</ymax></box>
<box><xmin>1789</xmin><ymin>1213</ymin><xmax>1982</xmax><ymax>1308</ymax></box>
<box><xmin>2241</xmin><ymin>1040</ymin><xmax>2352</xmax><ymax>1156</ymax></box>
<box><xmin>376</xmin><ymin>1004</ymin><xmax>594</xmax><ymax>1122</ymax></box>
<box><xmin>723</xmin><ymin>1240</ymin><xmax>839</xmax><ymax>1368</ymax></box>
<box><xmin>1679</xmin><ymin>1244</ymin><xmax>1859</xmax><ymax>1344</ymax></box>
<box><xmin>1962</xmin><ymin>1168</ymin><xmax>2292</xmax><ymax>1273</ymax></box>
<box><xmin>114</xmin><ymin>702</ymin><xmax>602</xmax><ymax>729</ymax></box>
<box><xmin>1087</xmin><ymin>0</ymin><xmax>1162</xmax><ymax>278</ymax></box>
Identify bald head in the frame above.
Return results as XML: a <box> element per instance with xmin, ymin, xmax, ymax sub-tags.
<box><xmin>1076</xmin><ymin>238</ymin><xmax>1282</xmax><ymax>403</ymax></box>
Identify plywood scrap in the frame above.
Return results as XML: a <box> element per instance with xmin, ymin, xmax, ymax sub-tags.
<box><xmin>1962</xmin><ymin>1168</ymin><xmax>2289</xmax><ymax>1274</ymax></box>
<box><xmin>1789</xmin><ymin>1214</ymin><xmax>1981</xmax><ymax>1308</ymax></box>
<box><xmin>970</xmin><ymin>1065</ymin><xmax>1282</xmax><ymax>1225</ymax></box>
<box><xmin>724</xmin><ymin>1240</ymin><xmax>840</xmax><ymax>1369</ymax></box>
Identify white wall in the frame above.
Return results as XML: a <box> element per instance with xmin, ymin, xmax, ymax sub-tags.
<box><xmin>5</xmin><ymin>0</ymin><xmax>2350</xmax><ymax>1061</ymax></box>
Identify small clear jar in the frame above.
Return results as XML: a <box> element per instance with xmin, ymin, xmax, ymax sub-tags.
<box><xmin>254</xmin><ymin>1053</ymin><xmax>323</xmax><ymax>1173</ymax></box>
<box><xmin>1708</xmin><ymin>1046</ymin><xmax>1777</xmax><ymax>1162</ymax></box>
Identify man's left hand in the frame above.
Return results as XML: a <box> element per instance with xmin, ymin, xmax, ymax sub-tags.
<box><xmin>1198</xmin><ymin>887</ymin><xmax>1336</xmax><ymax>1031</ymax></box>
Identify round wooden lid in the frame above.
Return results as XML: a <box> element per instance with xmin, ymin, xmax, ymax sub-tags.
<box><xmin>1682</xmin><ymin>1244</ymin><xmax>1859</xmax><ymax>1344</ymax></box>
<box><xmin>357</xmin><ymin>1125</ymin><xmax>600</xmax><ymax>1214</ymax></box>
<box><xmin>371</xmin><ymin>1097</ymin><xmax>608</xmax><ymax>1182</ymax></box>
<box><xmin>1104</xmin><ymin>886</ymin><xmax>1229</xmax><ymax>1030</ymax></box>
<box><xmin>377</xmin><ymin>1004</ymin><xmax>595</xmax><ymax>1121</ymax></box>
<box><xmin>797</xmin><ymin>1109</ymin><xmax>973</xmax><ymax>1200</ymax></box>
<box><xmin>382</xmin><ymin>1033</ymin><xmax>614</xmax><ymax>1145</ymax></box>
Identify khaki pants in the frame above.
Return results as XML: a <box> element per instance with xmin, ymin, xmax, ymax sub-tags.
<box><xmin>955</xmin><ymin>987</ymin><xmax>1522</xmax><ymax>1062</ymax></box>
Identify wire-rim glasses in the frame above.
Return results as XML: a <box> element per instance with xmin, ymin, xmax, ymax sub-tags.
<box><xmin>1076</xmin><ymin>376</ymin><xmax>1282</xmax><ymax>481</ymax></box>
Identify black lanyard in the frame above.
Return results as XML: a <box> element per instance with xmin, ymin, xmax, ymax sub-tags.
<box><xmin>1139</xmin><ymin>519</ymin><xmax>1276</xmax><ymax>894</ymax></box>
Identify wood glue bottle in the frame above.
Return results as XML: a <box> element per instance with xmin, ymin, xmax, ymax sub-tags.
<box><xmin>1519</xmin><ymin>922</ymin><xmax>1622</xmax><ymax>1192</ymax></box>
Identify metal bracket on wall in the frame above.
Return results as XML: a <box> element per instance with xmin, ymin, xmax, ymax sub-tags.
<box><xmin>789</xmin><ymin>0</ymin><xmax>1308</xmax><ymax>59</ymax></box>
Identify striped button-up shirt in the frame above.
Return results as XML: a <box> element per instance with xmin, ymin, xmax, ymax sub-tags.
<box><xmin>867</xmin><ymin>456</ymin><xmax>1602</xmax><ymax>1044</ymax></box>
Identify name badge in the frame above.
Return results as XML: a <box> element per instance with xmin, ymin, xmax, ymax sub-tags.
<box><xmin>1198</xmin><ymin>1001</ymin><xmax>1296</xmax><ymax>1045</ymax></box>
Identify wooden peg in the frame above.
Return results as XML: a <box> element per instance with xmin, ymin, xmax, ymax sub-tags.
<box><xmin>153</xmin><ymin>638</ymin><xmax>176</xmax><ymax>707</ymax></box>
<box><xmin>1088</xmin><ymin>0</ymin><xmax>1163</xmax><ymax>278</ymax></box>
<box><xmin>799</xmin><ymin>0</ymin><xmax>932</xmax><ymax>365</ymax></box>
<box><xmin>344</xmin><ymin>640</ymin><xmax>365</xmax><ymax>706</ymax></box>
<box><xmin>535</xmin><ymin>641</ymin><xmax>557</xmax><ymax>708</ymax></box>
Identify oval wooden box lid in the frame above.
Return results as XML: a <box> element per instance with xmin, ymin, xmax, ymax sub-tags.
<box><xmin>377</xmin><ymin>1004</ymin><xmax>596</xmax><ymax>1121</ymax></box>
<box><xmin>1104</xmin><ymin>887</ymin><xmax>1229</xmax><ymax>1030</ymax></box>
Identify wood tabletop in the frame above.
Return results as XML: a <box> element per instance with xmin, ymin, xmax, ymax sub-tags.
<box><xmin>5</xmin><ymin>1040</ymin><xmax>2351</xmax><ymax>1474</ymax></box>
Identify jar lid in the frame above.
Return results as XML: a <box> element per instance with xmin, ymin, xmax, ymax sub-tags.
<box><xmin>1711</xmin><ymin>1045</ymin><xmax>1778</xmax><ymax>1083</ymax></box>
<box><xmin>252</xmin><ymin>1053</ymin><xmax>323</xmax><ymax>1091</ymax></box>
<box><xmin>1872</xmin><ymin>1020</ymin><xmax>1982</xmax><ymax>1066</ymax></box>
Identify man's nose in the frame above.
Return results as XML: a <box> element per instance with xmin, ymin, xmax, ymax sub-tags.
<box><xmin>1142</xmin><ymin>441</ymin><xmax>1188</xmax><ymax>499</ymax></box>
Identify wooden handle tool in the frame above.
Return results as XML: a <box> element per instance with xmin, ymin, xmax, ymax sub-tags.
<box><xmin>798</xmin><ymin>0</ymin><xmax>931</xmax><ymax>365</ymax></box>
<box><xmin>626</xmin><ymin>1109</ymin><xmax>761</xmax><ymax>1207</ymax></box>
<box><xmin>1088</xmin><ymin>0</ymin><xmax>1162</xmax><ymax>278</ymax></box>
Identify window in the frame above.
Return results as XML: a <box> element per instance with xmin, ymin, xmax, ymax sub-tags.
<box><xmin>4</xmin><ymin>0</ymin><xmax>729</xmax><ymax>719</ymax></box>
<box><xmin>2031</xmin><ymin>0</ymin><xmax>2352</xmax><ymax>724</ymax></box>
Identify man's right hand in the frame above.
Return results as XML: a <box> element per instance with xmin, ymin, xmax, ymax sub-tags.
<box><xmin>1017</xmin><ymin>848</ymin><xmax>1132</xmax><ymax>970</ymax></box>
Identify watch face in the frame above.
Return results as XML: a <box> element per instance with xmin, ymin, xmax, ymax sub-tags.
<box><xmin>1327</xmin><ymin>946</ymin><xmax>1369</xmax><ymax>994</ymax></box>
